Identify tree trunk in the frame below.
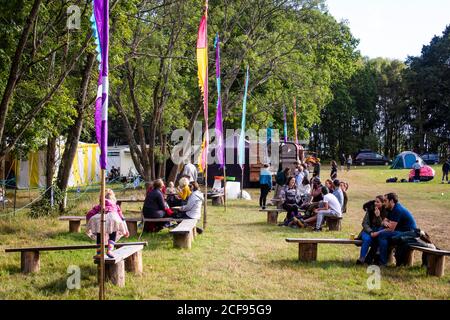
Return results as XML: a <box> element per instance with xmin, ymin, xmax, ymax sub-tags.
<box><xmin>46</xmin><ymin>136</ymin><xmax>57</xmax><ymax>193</ymax></box>
<box><xmin>56</xmin><ymin>53</ymin><xmax>95</xmax><ymax>212</ymax></box>
<box><xmin>0</xmin><ymin>0</ymin><xmax>42</xmax><ymax>146</ymax></box>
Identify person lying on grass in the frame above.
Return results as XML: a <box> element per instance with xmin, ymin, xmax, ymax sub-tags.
<box><xmin>86</xmin><ymin>189</ymin><xmax>129</xmax><ymax>259</ymax></box>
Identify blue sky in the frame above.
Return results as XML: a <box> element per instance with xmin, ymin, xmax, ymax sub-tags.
<box><xmin>326</xmin><ymin>0</ymin><xmax>450</xmax><ymax>60</ymax></box>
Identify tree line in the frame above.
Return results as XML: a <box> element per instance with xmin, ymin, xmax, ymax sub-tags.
<box><xmin>311</xmin><ymin>25</ymin><xmax>450</xmax><ymax>160</ymax></box>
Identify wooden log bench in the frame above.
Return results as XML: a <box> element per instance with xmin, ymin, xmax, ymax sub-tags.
<box><xmin>325</xmin><ymin>216</ymin><xmax>343</xmax><ymax>231</ymax></box>
<box><xmin>138</xmin><ymin>218</ymin><xmax>185</xmax><ymax>240</ymax></box>
<box><xmin>4</xmin><ymin>242</ymin><xmax>147</xmax><ymax>274</ymax></box>
<box><xmin>259</xmin><ymin>209</ymin><xmax>285</xmax><ymax>225</ymax></box>
<box><xmin>94</xmin><ymin>244</ymin><xmax>144</xmax><ymax>287</ymax></box>
<box><xmin>169</xmin><ymin>219</ymin><xmax>198</xmax><ymax>249</ymax></box>
<box><xmin>210</xmin><ymin>194</ymin><xmax>224</xmax><ymax>206</ymax></box>
<box><xmin>59</xmin><ymin>216</ymin><xmax>84</xmax><ymax>233</ymax></box>
<box><xmin>408</xmin><ymin>245</ymin><xmax>450</xmax><ymax>277</ymax></box>
<box><xmin>286</xmin><ymin>238</ymin><xmax>363</xmax><ymax>262</ymax></box>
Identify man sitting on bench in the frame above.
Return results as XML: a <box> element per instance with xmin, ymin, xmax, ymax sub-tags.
<box><xmin>294</xmin><ymin>186</ymin><xmax>342</xmax><ymax>232</ymax></box>
<box><xmin>378</xmin><ymin>193</ymin><xmax>418</xmax><ymax>266</ymax></box>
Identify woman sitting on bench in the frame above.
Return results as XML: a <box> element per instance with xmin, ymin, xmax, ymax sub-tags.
<box><xmin>86</xmin><ymin>189</ymin><xmax>129</xmax><ymax>258</ymax></box>
<box><xmin>356</xmin><ymin>196</ymin><xmax>388</xmax><ymax>265</ymax></box>
<box><xmin>142</xmin><ymin>179</ymin><xmax>172</xmax><ymax>232</ymax></box>
<box><xmin>280</xmin><ymin>177</ymin><xmax>302</xmax><ymax>227</ymax></box>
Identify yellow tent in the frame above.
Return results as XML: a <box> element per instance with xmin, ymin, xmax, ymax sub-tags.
<box><xmin>13</xmin><ymin>142</ymin><xmax>101</xmax><ymax>189</ymax></box>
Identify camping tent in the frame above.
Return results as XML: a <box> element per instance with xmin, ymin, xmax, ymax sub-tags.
<box><xmin>408</xmin><ymin>166</ymin><xmax>436</xmax><ymax>182</ymax></box>
<box><xmin>13</xmin><ymin>142</ymin><xmax>101</xmax><ymax>189</ymax></box>
<box><xmin>391</xmin><ymin>151</ymin><xmax>425</xmax><ymax>169</ymax></box>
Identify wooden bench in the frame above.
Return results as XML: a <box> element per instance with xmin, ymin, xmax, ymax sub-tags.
<box><xmin>169</xmin><ymin>219</ymin><xmax>198</xmax><ymax>249</ymax></box>
<box><xmin>4</xmin><ymin>242</ymin><xmax>147</xmax><ymax>274</ymax></box>
<box><xmin>94</xmin><ymin>244</ymin><xmax>144</xmax><ymax>287</ymax></box>
<box><xmin>408</xmin><ymin>245</ymin><xmax>450</xmax><ymax>277</ymax></box>
<box><xmin>138</xmin><ymin>218</ymin><xmax>185</xmax><ymax>240</ymax></box>
<box><xmin>325</xmin><ymin>217</ymin><xmax>343</xmax><ymax>231</ymax></box>
<box><xmin>259</xmin><ymin>209</ymin><xmax>285</xmax><ymax>225</ymax></box>
<box><xmin>59</xmin><ymin>216</ymin><xmax>84</xmax><ymax>233</ymax></box>
<box><xmin>286</xmin><ymin>238</ymin><xmax>363</xmax><ymax>262</ymax></box>
<box><xmin>210</xmin><ymin>194</ymin><xmax>224</xmax><ymax>206</ymax></box>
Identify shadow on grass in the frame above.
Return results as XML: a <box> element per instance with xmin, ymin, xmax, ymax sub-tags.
<box><xmin>3</xmin><ymin>264</ymin><xmax>22</xmax><ymax>275</ymax></box>
<box><xmin>37</xmin><ymin>266</ymin><xmax>98</xmax><ymax>294</ymax></box>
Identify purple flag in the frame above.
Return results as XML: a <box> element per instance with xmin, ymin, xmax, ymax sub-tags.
<box><xmin>214</xmin><ymin>34</ymin><xmax>224</xmax><ymax>168</ymax></box>
<box><xmin>93</xmin><ymin>0</ymin><xmax>109</xmax><ymax>170</ymax></box>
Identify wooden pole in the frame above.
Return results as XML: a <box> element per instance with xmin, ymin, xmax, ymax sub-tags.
<box><xmin>99</xmin><ymin>169</ymin><xmax>106</xmax><ymax>300</ymax></box>
<box><xmin>223</xmin><ymin>165</ymin><xmax>227</xmax><ymax>212</ymax></box>
<box><xmin>240</xmin><ymin>165</ymin><xmax>244</xmax><ymax>199</ymax></box>
<box><xmin>203</xmin><ymin>153</ymin><xmax>208</xmax><ymax>230</ymax></box>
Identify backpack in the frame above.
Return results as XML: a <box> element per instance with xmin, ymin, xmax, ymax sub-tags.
<box><xmin>386</xmin><ymin>177</ymin><xmax>398</xmax><ymax>183</ymax></box>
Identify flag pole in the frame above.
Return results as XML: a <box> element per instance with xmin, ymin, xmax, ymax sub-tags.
<box><xmin>203</xmin><ymin>0</ymin><xmax>208</xmax><ymax>230</ymax></box>
<box><xmin>99</xmin><ymin>169</ymin><xmax>106</xmax><ymax>300</ymax></box>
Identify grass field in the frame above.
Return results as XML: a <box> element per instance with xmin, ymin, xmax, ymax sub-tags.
<box><xmin>0</xmin><ymin>166</ymin><xmax>449</xmax><ymax>300</ymax></box>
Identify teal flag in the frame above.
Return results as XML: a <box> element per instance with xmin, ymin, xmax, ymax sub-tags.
<box><xmin>238</xmin><ymin>66</ymin><xmax>250</xmax><ymax>167</ymax></box>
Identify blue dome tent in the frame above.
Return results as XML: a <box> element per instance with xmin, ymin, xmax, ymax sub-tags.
<box><xmin>391</xmin><ymin>151</ymin><xmax>425</xmax><ymax>169</ymax></box>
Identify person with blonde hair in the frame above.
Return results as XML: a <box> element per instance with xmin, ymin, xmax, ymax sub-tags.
<box><xmin>86</xmin><ymin>189</ymin><xmax>129</xmax><ymax>258</ymax></box>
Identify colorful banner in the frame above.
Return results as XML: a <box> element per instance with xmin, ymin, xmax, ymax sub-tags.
<box><xmin>214</xmin><ymin>34</ymin><xmax>224</xmax><ymax>168</ymax></box>
<box><xmin>92</xmin><ymin>0</ymin><xmax>109</xmax><ymax>170</ymax></box>
<box><xmin>238</xmin><ymin>66</ymin><xmax>250</xmax><ymax>167</ymax></box>
<box><xmin>197</xmin><ymin>0</ymin><xmax>209</xmax><ymax>173</ymax></box>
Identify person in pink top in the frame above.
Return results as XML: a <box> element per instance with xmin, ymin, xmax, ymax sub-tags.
<box><xmin>86</xmin><ymin>189</ymin><xmax>129</xmax><ymax>258</ymax></box>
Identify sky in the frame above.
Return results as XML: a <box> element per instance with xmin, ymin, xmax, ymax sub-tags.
<box><xmin>326</xmin><ymin>0</ymin><xmax>450</xmax><ymax>61</ymax></box>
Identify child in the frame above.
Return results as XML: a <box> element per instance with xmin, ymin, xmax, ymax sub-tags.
<box><xmin>86</xmin><ymin>189</ymin><xmax>129</xmax><ymax>258</ymax></box>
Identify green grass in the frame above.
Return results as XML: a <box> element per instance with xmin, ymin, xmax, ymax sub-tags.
<box><xmin>0</xmin><ymin>166</ymin><xmax>449</xmax><ymax>300</ymax></box>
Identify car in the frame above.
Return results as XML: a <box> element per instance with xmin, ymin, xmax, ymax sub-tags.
<box><xmin>354</xmin><ymin>152</ymin><xmax>391</xmax><ymax>166</ymax></box>
<box><xmin>420</xmin><ymin>153</ymin><xmax>439</xmax><ymax>165</ymax></box>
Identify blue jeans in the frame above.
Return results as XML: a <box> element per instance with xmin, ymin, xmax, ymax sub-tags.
<box><xmin>360</xmin><ymin>232</ymin><xmax>373</xmax><ymax>261</ymax></box>
<box><xmin>378</xmin><ymin>231</ymin><xmax>402</xmax><ymax>265</ymax></box>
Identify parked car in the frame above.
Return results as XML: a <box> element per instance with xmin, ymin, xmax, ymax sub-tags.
<box><xmin>354</xmin><ymin>152</ymin><xmax>391</xmax><ymax>166</ymax></box>
<box><xmin>420</xmin><ymin>153</ymin><xmax>439</xmax><ymax>165</ymax></box>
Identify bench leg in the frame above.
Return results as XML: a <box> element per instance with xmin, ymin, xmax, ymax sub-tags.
<box><xmin>105</xmin><ymin>261</ymin><xmax>126</xmax><ymax>287</ymax></box>
<box><xmin>327</xmin><ymin>219</ymin><xmax>341</xmax><ymax>231</ymax></box>
<box><xmin>69</xmin><ymin>220</ymin><xmax>81</xmax><ymax>233</ymax></box>
<box><xmin>125</xmin><ymin>251</ymin><xmax>143</xmax><ymax>275</ymax></box>
<box><xmin>298</xmin><ymin>244</ymin><xmax>318</xmax><ymax>262</ymax></box>
<box><xmin>21</xmin><ymin>251</ymin><xmax>40</xmax><ymax>274</ymax></box>
<box><xmin>405</xmin><ymin>249</ymin><xmax>415</xmax><ymax>267</ymax></box>
<box><xmin>267</xmin><ymin>211</ymin><xmax>278</xmax><ymax>225</ymax></box>
<box><xmin>126</xmin><ymin>221</ymin><xmax>138</xmax><ymax>237</ymax></box>
<box><xmin>173</xmin><ymin>232</ymin><xmax>192</xmax><ymax>249</ymax></box>
<box><xmin>426</xmin><ymin>255</ymin><xmax>445</xmax><ymax>277</ymax></box>
<box><xmin>388</xmin><ymin>247</ymin><xmax>396</xmax><ymax>265</ymax></box>
<box><xmin>192</xmin><ymin>226</ymin><xmax>197</xmax><ymax>239</ymax></box>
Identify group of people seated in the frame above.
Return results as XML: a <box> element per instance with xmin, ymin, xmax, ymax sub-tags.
<box><xmin>355</xmin><ymin>192</ymin><xmax>435</xmax><ymax>266</ymax></box>
<box><xmin>261</xmin><ymin>161</ymin><xmax>348</xmax><ymax>233</ymax></box>
<box><xmin>84</xmin><ymin>170</ymin><xmax>204</xmax><ymax>258</ymax></box>
<box><xmin>142</xmin><ymin>176</ymin><xmax>204</xmax><ymax>233</ymax></box>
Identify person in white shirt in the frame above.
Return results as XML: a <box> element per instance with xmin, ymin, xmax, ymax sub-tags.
<box><xmin>294</xmin><ymin>186</ymin><xmax>342</xmax><ymax>231</ymax></box>
<box><xmin>412</xmin><ymin>160</ymin><xmax>422</xmax><ymax>182</ymax></box>
<box><xmin>182</xmin><ymin>161</ymin><xmax>198</xmax><ymax>183</ymax></box>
